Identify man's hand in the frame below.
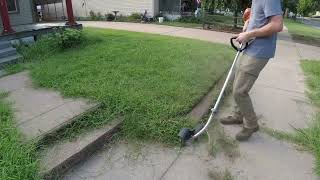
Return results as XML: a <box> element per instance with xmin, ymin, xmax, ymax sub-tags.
<box><xmin>236</xmin><ymin>31</ymin><xmax>252</xmax><ymax>43</ymax></box>
<box><xmin>236</xmin><ymin>15</ymin><xmax>283</xmax><ymax>43</ymax></box>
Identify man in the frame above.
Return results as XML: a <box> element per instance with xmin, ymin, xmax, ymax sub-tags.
<box><xmin>220</xmin><ymin>0</ymin><xmax>283</xmax><ymax>141</ymax></box>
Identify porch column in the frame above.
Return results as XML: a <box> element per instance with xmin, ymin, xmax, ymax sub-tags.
<box><xmin>65</xmin><ymin>0</ymin><xmax>77</xmax><ymax>25</ymax></box>
<box><xmin>0</xmin><ymin>0</ymin><xmax>14</xmax><ymax>34</ymax></box>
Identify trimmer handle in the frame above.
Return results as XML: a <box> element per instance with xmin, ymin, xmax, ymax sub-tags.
<box><xmin>230</xmin><ymin>37</ymin><xmax>252</xmax><ymax>52</ymax></box>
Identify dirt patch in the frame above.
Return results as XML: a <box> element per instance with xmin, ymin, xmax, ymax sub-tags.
<box><xmin>203</xmin><ymin>25</ymin><xmax>242</xmax><ymax>34</ymax></box>
<box><xmin>292</xmin><ymin>34</ymin><xmax>320</xmax><ymax>47</ymax></box>
<box><xmin>208</xmin><ymin>168</ymin><xmax>234</xmax><ymax>180</ymax></box>
<box><xmin>188</xmin><ymin>73</ymin><xmax>230</xmax><ymax>121</ymax></box>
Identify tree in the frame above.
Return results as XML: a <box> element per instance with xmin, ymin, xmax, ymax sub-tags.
<box><xmin>283</xmin><ymin>0</ymin><xmax>298</xmax><ymax>14</ymax></box>
<box><xmin>202</xmin><ymin>0</ymin><xmax>251</xmax><ymax>12</ymax></box>
<box><xmin>297</xmin><ymin>0</ymin><xmax>314</xmax><ymax>16</ymax></box>
<box><xmin>201</xmin><ymin>0</ymin><xmax>252</xmax><ymax>28</ymax></box>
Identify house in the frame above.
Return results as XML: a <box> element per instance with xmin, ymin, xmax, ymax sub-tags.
<box><xmin>40</xmin><ymin>0</ymin><xmax>198</xmax><ymax>20</ymax></box>
<box><xmin>0</xmin><ymin>0</ymin><xmax>78</xmax><ymax>34</ymax></box>
<box><xmin>0</xmin><ymin>0</ymin><xmax>78</xmax><ymax>67</ymax></box>
<box><xmin>0</xmin><ymin>0</ymin><xmax>34</xmax><ymax>33</ymax></box>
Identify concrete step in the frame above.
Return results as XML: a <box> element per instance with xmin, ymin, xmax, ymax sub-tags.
<box><xmin>0</xmin><ymin>71</ymin><xmax>101</xmax><ymax>141</ymax></box>
<box><xmin>0</xmin><ymin>41</ymin><xmax>11</xmax><ymax>49</ymax></box>
<box><xmin>0</xmin><ymin>69</ymin><xmax>6</xmax><ymax>77</ymax></box>
<box><xmin>0</xmin><ymin>47</ymin><xmax>17</xmax><ymax>59</ymax></box>
<box><xmin>40</xmin><ymin>117</ymin><xmax>124</xmax><ymax>179</ymax></box>
<box><xmin>0</xmin><ymin>54</ymin><xmax>22</xmax><ymax>68</ymax></box>
<box><xmin>0</xmin><ymin>71</ymin><xmax>124</xmax><ymax>180</ymax></box>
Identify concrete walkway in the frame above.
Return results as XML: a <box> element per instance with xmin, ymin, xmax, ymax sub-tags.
<box><xmin>0</xmin><ymin>71</ymin><xmax>98</xmax><ymax>141</ymax></box>
<box><xmin>60</xmin><ymin>22</ymin><xmax>319</xmax><ymax>180</ymax></box>
<box><xmin>80</xmin><ymin>21</ymin><xmax>234</xmax><ymax>45</ymax></box>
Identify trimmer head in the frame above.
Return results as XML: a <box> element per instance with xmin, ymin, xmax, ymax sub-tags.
<box><xmin>178</xmin><ymin>128</ymin><xmax>194</xmax><ymax>145</ymax></box>
<box><xmin>178</xmin><ymin>123</ymin><xmax>205</xmax><ymax>146</ymax></box>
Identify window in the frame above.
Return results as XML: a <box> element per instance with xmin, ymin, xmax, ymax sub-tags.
<box><xmin>7</xmin><ymin>0</ymin><xmax>18</xmax><ymax>13</ymax></box>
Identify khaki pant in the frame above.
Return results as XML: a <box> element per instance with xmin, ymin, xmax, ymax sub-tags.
<box><xmin>232</xmin><ymin>53</ymin><xmax>269</xmax><ymax>129</ymax></box>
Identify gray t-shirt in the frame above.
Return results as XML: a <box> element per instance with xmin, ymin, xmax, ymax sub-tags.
<box><xmin>245</xmin><ymin>0</ymin><xmax>283</xmax><ymax>59</ymax></box>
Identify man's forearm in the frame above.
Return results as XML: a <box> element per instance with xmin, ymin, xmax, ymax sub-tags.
<box><xmin>235</xmin><ymin>15</ymin><xmax>283</xmax><ymax>43</ymax></box>
<box><xmin>243</xmin><ymin>20</ymin><xmax>249</xmax><ymax>32</ymax></box>
<box><xmin>247</xmin><ymin>16</ymin><xmax>283</xmax><ymax>39</ymax></box>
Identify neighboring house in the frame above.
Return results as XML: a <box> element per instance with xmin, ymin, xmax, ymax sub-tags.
<box><xmin>0</xmin><ymin>0</ymin><xmax>34</xmax><ymax>32</ymax></box>
<box><xmin>41</xmin><ymin>0</ymin><xmax>197</xmax><ymax>20</ymax></box>
<box><xmin>40</xmin><ymin>0</ymin><xmax>159</xmax><ymax>19</ymax></box>
<box><xmin>72</xmin><ymin>0</ymin><xmax>160</xmax><ymax>17</ymax></box>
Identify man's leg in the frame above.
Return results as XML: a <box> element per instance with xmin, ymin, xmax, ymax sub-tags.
<box><xmin>220</xmin><ymin>56</ymin><xmax>243</xmax><ymax>125</ymax></box>
<box><xmin>233</xmin><ymin>54</ymin><xmax>268</xmax><ymax>141</ymax></box>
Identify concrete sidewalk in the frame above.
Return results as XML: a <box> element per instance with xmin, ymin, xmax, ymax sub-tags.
<box><xmin>80</xmin><ymin>21</ymin><xmax>234</xmax><ymax>45</ymax></box>
<box><xmin>60</xmin><ymin>22</ymin><xmax>319</xmax><ymax>180</ymax></box>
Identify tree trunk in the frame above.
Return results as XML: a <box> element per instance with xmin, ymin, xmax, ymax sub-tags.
<box><xmin>233</xmin><ymin>3</ymin><xmax>238</xmax><ymax>28</ymax></box>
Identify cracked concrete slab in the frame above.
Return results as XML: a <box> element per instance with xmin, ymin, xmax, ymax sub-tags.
<box><xmin>295</xmin><ymin>43</ymin><xmax>320</xmax><ymax>61</ymax></box>
<box><xmin>41</xmin><ymin>118</ymin><xmax>123</xmax><ymax>179</ymax></box>
<box><xmin>0</xmin><ymin>71</ymin><xmax>99</xmax><ymax>141</ymax></box>
<box><xmin>63</xmin><ymin>127</ymin><xmax>317</xmax><ymax>180</ymax></box>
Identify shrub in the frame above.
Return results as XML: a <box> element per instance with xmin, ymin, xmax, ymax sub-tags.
<box><xmin>17</xmin><ymin>29</ymin><xmax>84</xmax><ymax>65</ymax></box>
<box><xmin>117</xmin><ymin>15</ymin><xmax>128</xmax><ymax>22</ymax></box>
<box><xmin>96</xmin><ymin>12</ymin><xmax>103</xmax><ymax>20</ymax></box>
<box><xmin>18</xmin><ymin>35</ymin><xmax>59</xmax><ymax>62</ymax></box>
<box><xmin>89</xmin><ymin>10</ymin><xmax>97</xmax><ymax>20</ymax></box>
<box><xmin>55</xmin><ymin>29</ymin><xmax>84</xmax><ymax>49</ymax></box>
<box><xmin>105</xmin><ymin>13</ymin><xmax>115</xmax><ymax>21</ymax></box>
<box><xmin>128</xmin><ymin>13</ymin><xmax>141</xmax><ymax>22</ymax></box>
<box><xmin>178</xmin><ymin>16</ymin><xmax>201</xmax><ymax>23</ymax></box>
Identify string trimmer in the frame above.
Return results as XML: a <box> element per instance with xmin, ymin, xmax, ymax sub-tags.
<box><xmin>178</xmin><ymin>37</ymin><xmax>252</xmax><ymax>146</ymax></box>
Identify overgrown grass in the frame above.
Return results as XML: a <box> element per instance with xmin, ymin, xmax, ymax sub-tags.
<box><xmin>299</xmin><ymin>60</ymin><xmax>320</xmax><ymax>175</ymax></box>
<box><xmin>285</xmin><ymin>19</ymin><xmax>320</xmax><ymax>46</ymax></box>
<box><xmin>207</xmin><ymin>122</ymin><xmax>239</xmax><ymax>160</ymax></box>
<box><xmin>301</xmin><ymin>60</ymin><xmax>320</xmax><ymax>106</ymax></box>
<box><xmin>16</xmin><ymin>28</ymin><xmax>233</xmax><ymax>145</ymax></box>
<box><xmin>0</xmin><ymin>92</ymin><xmax>40</xmax><ymax>180</ymax></box>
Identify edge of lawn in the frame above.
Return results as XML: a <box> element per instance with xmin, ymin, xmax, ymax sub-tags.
<box><xmin>0</xmin><ymin>91</ymin><xmax>40</xmax><ymax>179</ymax></box>
<box><xmin>284</xmin><ymin>19</ymin><xmax>320</xmax><ymax>47</ymax></box>
<box><xmin>263</xmin><ymin>59</ymin><xmax>320</xmax><ymax>176</ymax></box>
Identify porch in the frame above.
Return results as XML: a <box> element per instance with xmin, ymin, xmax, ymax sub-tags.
<box><xmin>0</xmin><ymin>0</ymin><xmax>79</xmax><ymax>35</ymax></box>
<box><xmin>0</xmin><ymin>22</ymin><xmax>82</xmax><ymax>41</ymax></box>
<box><xmin>0</xmin><ymin>0</ymin><xmax>80</xmax><ymax>68</ymax></box>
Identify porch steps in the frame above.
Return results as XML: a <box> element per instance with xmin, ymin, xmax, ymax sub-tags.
<box><xmin>41</xmin><ymin>117</ymin><xmax>123</xmax><ymax>179</ymax></box>
<box><xmin>0</xmin><ymin>54</ymin><xmax>22</xmax><ymax>65</ymax></box>
<box><xmin>0</xmin><ymin>41</ymin><xmax>11</xmax><ymax>49</ymax></box>
<box><xmin>0</xmin><ymin>40</ymin><xmax>22</xmax><ymax>68</ymax></box>
<box><xmin>0</xmin><ymin>71</ymin><xmax>123</xmax><ymax>180</ymax></box>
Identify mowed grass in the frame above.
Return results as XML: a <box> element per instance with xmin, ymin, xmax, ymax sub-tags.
<box><xmin>285</xmin><ymin>19</ymin><xmax>320</xmax><ymax>46</ymax></box>
<box><xmin>23</xmin><ymin>28</ymin><xmax>234</xmax><ymax>144</ymax></box>
<box><xmin>300</xmin><ymin>60</ymin><xmax>320</xmax><ymax>175</ymax></box>
<box><xmin>0</xmin><ymin>92</ymin><xmax>40</xmax><ymax>179</ymax></box>
<box><xmin>156</xmin><ymin>21</ymin><xmax>202</xmax><ymax>28</ymax></box>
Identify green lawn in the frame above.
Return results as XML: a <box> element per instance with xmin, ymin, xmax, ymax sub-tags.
<box><xmin>300</xmin><ymin>60</ymin><xmax>320</xmax><ymax>175</ymax></box>
<box><xmin>285</xmin><ymin>19</ymin><xmax>320</xmax><ymax>46</ymax></box>
<box><xmin>19</xmin><ymin>28</ymin><xmax>234</xmax><ymax>144</ymax></box>
<box><xmin>0</xmin><ymin>92</ymin><xmax>40</xmax><ymax>180</ymax></box>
